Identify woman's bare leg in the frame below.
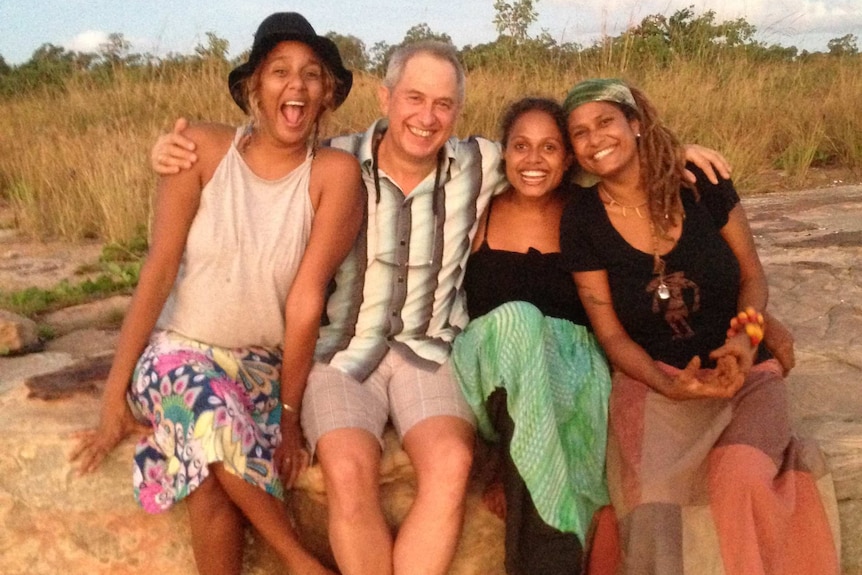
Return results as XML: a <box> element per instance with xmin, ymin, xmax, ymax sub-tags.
<box><xmin>210</xmin><ymin>464</ymin><xmax>336</xmax><ymax>575</ymax></box>
<box><xmin>186</xmin><ymin>475</ymin><xmax>245</xmax><ymax>575</ymax></box>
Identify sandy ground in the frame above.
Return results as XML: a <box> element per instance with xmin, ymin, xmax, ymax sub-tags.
<box><xmin>0</xmin><ymin>202</ymin><xmax>106</xmax><ymax>292</ymax></box>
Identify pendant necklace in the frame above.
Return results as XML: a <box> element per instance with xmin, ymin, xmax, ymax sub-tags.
<box><xmin>649</xmin><ymin>218</ymin><xmax>671</xmax><ymax>300</ymax></box>
<box><xmin>599</xmin><ymin>185</ymin><xmax>648</xmax><ymax>219</ymax></box>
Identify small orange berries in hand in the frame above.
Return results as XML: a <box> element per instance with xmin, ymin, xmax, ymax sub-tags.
<box><xmin>727</xmin><ymin>306</ymin><xmax>765</xmax><ymax>347</ymax></box>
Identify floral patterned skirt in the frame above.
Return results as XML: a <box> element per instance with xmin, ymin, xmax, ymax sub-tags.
<box><xmin>129</xmin><ymin>331</ymin><xmax>285</xmax><ymax>513</ymax></box>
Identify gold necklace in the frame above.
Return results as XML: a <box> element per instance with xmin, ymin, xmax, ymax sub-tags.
<box><xmin>599</xmin><ymin>185</ymin><xmax>648</xmax><ymax>219</ymax></box>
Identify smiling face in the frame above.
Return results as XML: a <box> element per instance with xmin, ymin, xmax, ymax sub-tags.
<box><xmin>504</xmin><ymin>109</ymin><xmax>571</xmax><ymax>199</ymax></box>
<box><xmin>567</xmin><ymin>100</ymin><xmax>641</xmax><ymax>181</ymax></box>
<box><xmin>250</xmin><ymin>41</ymin><xmax>331</xmax><ymax>146</ymax></box>
<box><xmin>377</xmin><ymin>52</ymin><xmax>460</xmax><ymax>169</ymax></box>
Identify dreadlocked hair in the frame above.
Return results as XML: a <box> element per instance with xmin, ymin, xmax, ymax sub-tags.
<box><xmin>627</xmin><ymin>86</ymin><xmax>697</xmax><ymax>239</ymax></box>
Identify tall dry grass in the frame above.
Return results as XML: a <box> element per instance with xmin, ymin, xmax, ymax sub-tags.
<box><xmin>1</xmin><ymin>52</ymin><xmax>860</xmax><ymax>243</ymax></box>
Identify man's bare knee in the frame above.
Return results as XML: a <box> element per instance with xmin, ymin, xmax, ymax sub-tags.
<box><xmin>317</xmin><ymin>428</ymin><xmax>382</xmax><ymax>509</ymax></box>
<box><xmin>404</xmin><ymin>417</ymin><xmax>474</xmax><ymax>492</ymax></box>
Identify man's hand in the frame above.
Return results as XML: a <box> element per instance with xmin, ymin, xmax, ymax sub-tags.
<box><xmin>151</xmin><ymin>118</ymin><xmax>197</xmax><ymax>175</ymax></box>
<box><xmin>682</xmin><ymin>144</ymin><xmax>731</xmax><ymax>185</ymax></box>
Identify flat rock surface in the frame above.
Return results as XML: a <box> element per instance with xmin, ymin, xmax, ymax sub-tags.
<box><xmin>745</xmin><ymin>186</ymin><xmax>862</xmax><ymax>572</ymax></box>
<box><xmin>0</xmin><ymin>230</ymin><xmax>104</xmax><ymax>291</ymax></box>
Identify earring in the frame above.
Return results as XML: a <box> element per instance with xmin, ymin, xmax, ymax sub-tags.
<box><xmin>636</xmin><ymin>133</ymin><xmax>641</xmax><ymax>138</ymax></box>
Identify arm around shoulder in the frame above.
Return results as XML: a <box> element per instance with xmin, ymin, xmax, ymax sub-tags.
<box><xmin>151</xmin><ymin>118</ymin><xmax>235</xmax><ymax>175</ymax></box>
<box><xmin>682</xmin><ymin>144</ymin><xmax>731</xmax><ymax>185</ymax></box>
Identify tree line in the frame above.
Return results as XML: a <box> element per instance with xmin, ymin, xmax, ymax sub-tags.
<box><xmin>1</xmin><ymin>2</ymin><xmax>859</xmax><ymax>99</ymax></box>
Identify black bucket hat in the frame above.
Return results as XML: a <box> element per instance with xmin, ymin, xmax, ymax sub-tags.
<box><xmin>228</xmin><ymin>12</ymin><xmax>353</xmax><ymax>113</ymax></box>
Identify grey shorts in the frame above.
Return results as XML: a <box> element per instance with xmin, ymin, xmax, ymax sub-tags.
<box><xmin>301</xmin><ymin>349</ymin><xmax>475</xmax><ymax>453</ymax></box>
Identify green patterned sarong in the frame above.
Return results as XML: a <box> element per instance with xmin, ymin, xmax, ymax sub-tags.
<box><xmin>452</xmin><ymin>301</ymin><xmax>611</xmax><ymax>542</ymax></box>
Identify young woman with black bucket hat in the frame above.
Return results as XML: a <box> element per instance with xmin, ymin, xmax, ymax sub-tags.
<box><xmin>70</xmin><ymin>13</ymin><xmax>361</xmax><ymax>575</ymax></box>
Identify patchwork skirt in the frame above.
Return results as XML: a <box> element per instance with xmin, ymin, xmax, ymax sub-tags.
<box><xmin>591</xmin><ymin>359</ymin><xmax>841</xmax><ymax>575</ymax></box>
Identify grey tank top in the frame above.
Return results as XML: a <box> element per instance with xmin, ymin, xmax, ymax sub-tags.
<box><xmin>156</xmin><ymin>127</ymin><xmax>315</xmax><ymax>348</ymax></box>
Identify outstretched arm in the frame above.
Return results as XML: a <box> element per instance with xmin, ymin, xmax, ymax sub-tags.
<box><xmin>70</xmin><ymin>125</ymin><xmax>229</xmax><ymax>474</ymax></box>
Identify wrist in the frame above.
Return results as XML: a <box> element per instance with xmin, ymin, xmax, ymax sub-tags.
<box><xmin>100</xmin><ymin>391</ymin><xmax>128</xmax><ymax>414</ymax></box>
<box><xmin>279</xmin><ymin>401</ymin><xmax>300</xmax><ymax>421</ymax></box>
<box><xmin>652</xmin><ymin>371</ymin><xmax>677</xmax><ymax>398</ymax></box>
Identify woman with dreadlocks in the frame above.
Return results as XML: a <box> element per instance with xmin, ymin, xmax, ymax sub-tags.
<box><xmin>559</xmin><ymin>78</ymin><xmax>840</xmax><ymax>575</ymax></box>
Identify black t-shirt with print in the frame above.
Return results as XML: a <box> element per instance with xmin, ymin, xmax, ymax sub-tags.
<box><xmin>560</xmin><ymin>168</ymin><xmax>742</xmax><ymax>369</ymax></box>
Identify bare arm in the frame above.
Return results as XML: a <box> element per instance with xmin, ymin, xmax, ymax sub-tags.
<box><xmin>708</xmin><ymin>203</ymin><xmax>767</xmax><ymax>373</ymax></box>
<box><xmin>714</xmin><ymin>203</ymin><xmax>795</xmax><ymax>373</ymax></box>
<box><xmin>761</xmin><ymin>310</ymin><xmax>795</xmax><ymax>375</ymax></box>
<box><xmin>274</xmin><ymin>148</ymin><xmax>363</xmax><ymax>486</ymax></box>
<box><xmin>70</xmin><ymin>125</ymin><xmax>228</xmax><ymax>473</ymax></box>
<box><xmin>574</xmin><ymin>269</ymin><xmax>742</xmax><ymax>400</ymax></box>
<box><xmin>721</xmin><ymin>203</ymin><xmax>768</xmax><ymax>312</ymax></box>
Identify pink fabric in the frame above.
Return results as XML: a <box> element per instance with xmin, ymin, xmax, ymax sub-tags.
<box><xmin>586</xmin><ymin>506</ymin><xmax>621</xmax><ymax>575</ymax></box>
<box><xmin>591</xmin><ymin>360</ymin><xmax>840</xmax><ymax>575</ymax></box>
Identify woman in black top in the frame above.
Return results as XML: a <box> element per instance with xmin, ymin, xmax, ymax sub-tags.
<box><xmin>560</xmin><ymin>78</ymin><xmax>839</xmax><ymax>575</ymax></box>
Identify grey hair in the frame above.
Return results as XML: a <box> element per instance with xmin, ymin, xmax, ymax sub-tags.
<box><xmin>383</xmin><ymin>41</ymin><xmax>466</xmax><ymax>106</ymax></box>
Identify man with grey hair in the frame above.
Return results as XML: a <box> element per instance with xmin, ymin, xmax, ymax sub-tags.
<box><xmin>152</xmin><ymin>39</ymin><xmax>729</xmax><ymax>575</ymax></box>
<box><xmin>306</xmin><ymin>41</ymin><xmax>503</xmax><ymax>575</ymax></box>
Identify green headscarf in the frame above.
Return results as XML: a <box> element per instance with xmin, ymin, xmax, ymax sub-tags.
<box><xmin>562</xmin><ymin>78</ymin><xmax>638</xmax><ymax>116</ymax></box>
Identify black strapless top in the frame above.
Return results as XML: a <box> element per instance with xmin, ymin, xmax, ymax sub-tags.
<box><xmin>463</xmin><ymin>197</ymin><xmax>589</xmax><ymax>326</ymax></box>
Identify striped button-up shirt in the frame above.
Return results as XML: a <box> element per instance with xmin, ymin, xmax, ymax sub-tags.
<box><xmin>316</xmin><ymin>119</ymin><xmax>506</xmax><ymax>381</ymax></box>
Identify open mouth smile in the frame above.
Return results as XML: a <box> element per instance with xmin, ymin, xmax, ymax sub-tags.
<box><xmin>520</xmin><ymin>169</ymin><xmax>549</xmax><ymax>183</ymax></box>
<box><xmin>593</xmin><ymin>146</ymin><xmax>615</xmax><ymax>161</ymax></box>
<box><xmin>282</xmin><ymin>100</ymin><xmax>306</xmax><ymax>125</ymax></box>
<box><xmin>408</xmin><ymin>126</ymin><xmax>433</xmax><ymax>138</ymax></box>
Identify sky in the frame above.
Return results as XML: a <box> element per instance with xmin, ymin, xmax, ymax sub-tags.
<box><xmin>2</xmin><ymin>0</ymin><xmax>861</xmax><ymax>65</ymax></box>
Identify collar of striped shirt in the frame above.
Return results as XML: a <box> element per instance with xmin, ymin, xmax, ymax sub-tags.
<box><xmin>317</xmin><ymin>119</ymin><xmax>506</xmax><ymax>381</ymax></box>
